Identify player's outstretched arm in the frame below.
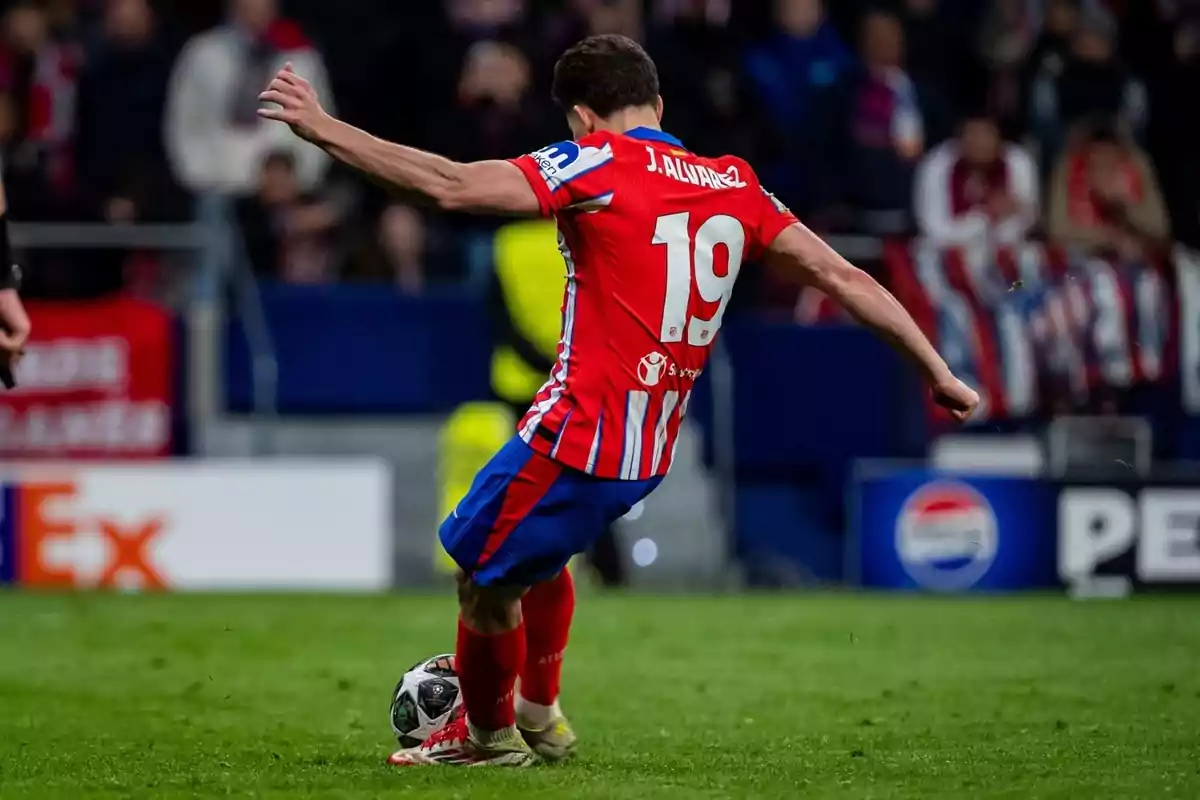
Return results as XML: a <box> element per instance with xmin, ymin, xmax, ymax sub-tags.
<box><xmin>764</xmin><ymin>223</ymin><xmax>979</xmax><ymax>422</ymax></box>
<box><xmin>258</xmin><ymin>65</ymin><xmax>540</xmax><ymax>216</ymax></box>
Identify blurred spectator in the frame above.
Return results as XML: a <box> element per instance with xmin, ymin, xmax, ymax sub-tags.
<box><xmin>166</xmin><ymin>0</ymin><xmax>334</xmax><ymax>195</ymax></box>
<box><xmin>235</xmin><ymin>150</ymin><xmax>342</xmax><ymax>283</ymax></box>
<box><xmin>425</xmin><ymin>40</ymin><xmax>557</xmax><ymax>228</ymax></box>
<box><xmin>6</xmin><ymin>0</ymin><xmax>1197</xmax><ymax>303</ymax></box>
<box><xmin>0</xmin><ymin>75</ymin><xmax>14</xmax><ymax>146</ymax></box>
<box><xmin>914</xmin><ymin>111</ymin><xmax>1038</xmax><ymax>247</ymax></box>
<box><xmin>901</xmin><ymin>0</ymin><xmax>985</xmax><ymax>115</ymax></box>
<box><xmin>979</xmin><ymin>0</ymin><xmax>1039</xmax><ymax>134</ymax></box>
<box><xmin>75</xmin><ymin>0</ymin><xmax>186</xmax><ymax>223</ymax></box>
<box><xmin>344</xmin><ymin>203</ymin><xmax>468</xmax><ymax>291</ymax></box>
<box><xmin>582</xmin><ymin>0</ymin><xmax>643</xmax><ymax>40</ymax></box>
<box><xmin>1148</xmin><ymin>9</ymin><xmax>1200</xmax><ymax>247</ymax></box>
<box><xmin>43</xmin><ymin>0</ymin><xmax>79</xmax><ymax>28</ymax></box>
<box><xmin>742</xmin><ymin>0</ymin><xmax>852</xmax><ymax>212</ymax></box>
<box><xmin>537</xmin><ymin>0</ymin><xmax>643</xmax><ymax>80</ymax></box>
<box><xmin>447</xmin><ymin>0</ymin><xmax>526</xmax><ymax>33</ymax></box>
<box><xmin>653</xmin><ymin>0</ymin><xmax>731</xmax><ymax>23</ymax></box>
<box><xmin>366</xmin><ymin>204</ymin><xmax>429</xmax><ymax>295</ymax></box>
<box><xmin>811</xmin><ymin>9</ymin><xmax>951</xmax><ymax>234</ymax></box>
<box><xmin>0</xmin><ymin>0</ymin><xmax>81</xmax><ymax>218</ymax></box>
<box><xmin>1030</xmin><ymin>6</ymin><xmax>1147</xmax><ymax>172</ymax></box>
<box><xmin>649</xmin><ymin>0</ymin><xmax>753</xmax><ymax>158</ymax></box>
<box><xmin>420</xmin><ymin>0</ymin><xmax>531</xmax><ymax>120</ymax></box>
<box><xmin>1025</xmin><ymin>0</ymin><xmax>1083</xmax><ymax>84</ymax></box>
<box><xmin>1047</xmin><ymin>119</ymin><xmax>1168</xmax><ymax>258</ymax></box>
<box><xmin>1102</xmin><ymin>0</ymin><xmax>1175</xmax><ymax>78</ymax></box>
<box><xmin>378</xmin><ymin>204</ymin><xmax>426</xmax><ymax>295</ymax></box>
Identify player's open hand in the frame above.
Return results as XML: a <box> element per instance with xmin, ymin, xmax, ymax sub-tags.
<box><xmin>931</xmin><ymin>375</ymin><xmax>979</xmax><ymax>423</ymax></box>
<box><xmin>258</xmin><ymin>63</ymin><xmax>330</xmax><ymax>144</ymax></box>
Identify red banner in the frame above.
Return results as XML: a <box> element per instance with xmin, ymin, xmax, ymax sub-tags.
<box><xmin>0</xmin><ymin>296</ymin><xmax>174</xmax><ymax>459</ymax></box>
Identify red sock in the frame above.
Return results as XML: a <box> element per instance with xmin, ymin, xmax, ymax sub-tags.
<box><xmin>519</xmin><ymin>568</ymin><xmax>575</xmax><ymax>705</ymax></box>
<box><xmin>456</xmin><ymin>617</ymin><xmax>525</xmax><ymax>731</ymax></box>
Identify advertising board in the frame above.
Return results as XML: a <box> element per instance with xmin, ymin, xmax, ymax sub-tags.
<box><xmin>0</xmin><ymin>461</ymin><xmax>391</xmax><ymax>591</ymax></box>
<box><xmin>852</xmin><ymin>467</ymin><xmax>1059</xmax><ymax>592</ymax></box>
<box><xmin>0</xmin><ymin>297</ymin><xmax>174</xmax><ymax>458</ymax></box>
<box><xmin>1058</xmin><ymin>479</ymin><xmax>1200</xmax><ymax>594</ymax></box>
<box><xmin>853</xmin><ymin>466</ymin><xmax>1200</xmax><ymax>594</ymax></box>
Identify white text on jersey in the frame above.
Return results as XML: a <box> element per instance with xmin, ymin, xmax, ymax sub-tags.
<box><xmin>644</xmin><ymin>146</ymin><xmax>747</xmax><ymax>190</ymax></box>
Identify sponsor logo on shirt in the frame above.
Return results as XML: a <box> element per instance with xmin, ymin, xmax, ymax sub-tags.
<box><xmin>530</xmin><ymin>141</ymin><xmax>614</xmax><ymax>191</ymax></box>
<box><xmin>637</xmin><ymin>352</ymin><xmax>703</xmax><ymax>387</ymax></box>
<box><xmin>638</xmin><ymin>352</ymin><xmax>668</xmax><ymax>387</ymax></box>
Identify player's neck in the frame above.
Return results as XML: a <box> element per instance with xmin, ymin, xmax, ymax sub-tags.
<box><xmin>596</xmin><ymin>107</ymin><xmax>663</xmax><ymax>137</ymax></box>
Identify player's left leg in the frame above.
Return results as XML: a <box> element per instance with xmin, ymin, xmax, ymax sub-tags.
<box><xmin>514</xmin><ymin>474</ymin><xmax>663</xmax><ymax>761</ymax></box>
<box><xmin>516</xmin><ymin>567</ymin><xmax>577</xmax><ymax>760</ymax></box>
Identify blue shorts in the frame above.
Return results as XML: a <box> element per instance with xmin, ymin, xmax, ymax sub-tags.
<box><xmin>440</xmin><ymin>437</ymin><xmax>662</xmax><ymax>587</ymax></box>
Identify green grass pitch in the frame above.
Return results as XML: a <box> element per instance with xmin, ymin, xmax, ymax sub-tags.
<box><xmin>1</xmin><ymin>592</ymin><xmax>1198</xmax><ymax>799</ymax></box>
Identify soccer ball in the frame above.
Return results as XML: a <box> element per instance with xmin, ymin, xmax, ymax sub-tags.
<box><xmin>389</xmin><ymin>653</ymin><xmax>462</xmax><ymax>747</ymax></box>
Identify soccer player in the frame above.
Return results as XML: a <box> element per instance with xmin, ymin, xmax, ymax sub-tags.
<box><xmin>259</xmin><ymin>35</ymin><xmax>978</xmax><ymax>767</ymax></box>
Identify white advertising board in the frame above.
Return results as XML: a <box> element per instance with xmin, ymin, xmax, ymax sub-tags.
<box><xmin>3</xmin><ymin>460</ymin><xmax>392</xmax><ymax>591</ymax></box>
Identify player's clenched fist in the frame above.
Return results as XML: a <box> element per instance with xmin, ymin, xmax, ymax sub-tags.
<box><xmin>258</xmin><ymin>62</ymin><xmax>331</xmax><ymax>144</ymax></box>
<box><xmin>931</xmin><ymin>375</ymin><xmax>980</xmax><ymax>423</ymax></box>
<box><xmin>0</xmin><ymin>287</ymin><xmax>29</xmax><ymax>374</ymax></box>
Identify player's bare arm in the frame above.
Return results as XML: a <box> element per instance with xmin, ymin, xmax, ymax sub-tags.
<box><xmin>765</xmin><ymin>223</ymin><xmax>979</xmax><ymax>422</ymax></box>
<box><xmin>258</xmin><ymin>64</ymin><xmax>540</xmax><ymax>216</ymax></box>
<box><xmin>0</xmin><ymin>177</ymin><xmax>30</xmax><ymax>382</ymax></box>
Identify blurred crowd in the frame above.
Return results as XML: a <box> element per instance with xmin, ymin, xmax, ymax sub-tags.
<box><xmin>2</xmin><ymin>0</ymin><xmax>1199</xmax><ymax>297</ymax></box>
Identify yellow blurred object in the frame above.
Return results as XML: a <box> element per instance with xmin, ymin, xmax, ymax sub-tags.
<box><xmin>442</xmin><ymin>221</ymin><xmax>565</xmax><ymax>574</ymax></box>
<box><xmin>436</xmin><ymin>402</ymin><xmax>517</xmax><ymax>573</ymax></box>
<box><xmin>491</xmin><ymin>219</ymin><xmax>567</xmax><ymax>405</ymax></box>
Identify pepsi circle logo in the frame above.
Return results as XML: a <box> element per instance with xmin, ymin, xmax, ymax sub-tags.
<box><xmin>895</xmin><ymin>481</ymin><xmax>998</xmax><ymax>591</ymax></box>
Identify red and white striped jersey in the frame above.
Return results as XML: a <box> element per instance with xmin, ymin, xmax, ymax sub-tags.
<box><xmin>508</xmin><ymin>127</ymin><xmax>797</xmax><ymax>480</ymax></box>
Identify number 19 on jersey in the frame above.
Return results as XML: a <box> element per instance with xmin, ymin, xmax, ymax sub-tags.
<box><xmin>652</xmin><ymin>212</ymin><xmax>745</xmax><ymax>346</ymax></box>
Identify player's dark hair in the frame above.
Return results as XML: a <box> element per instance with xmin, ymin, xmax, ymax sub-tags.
<box><xmin>551</xmin><ymin>34</ymin><xmax>660</xmax><ymax>118</ymax></box>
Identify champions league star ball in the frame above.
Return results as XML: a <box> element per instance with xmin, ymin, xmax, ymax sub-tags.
<box><xmin>389</xmin><ymin>654</ymin><xmax>463</xmax><ymax>747</ymax></box>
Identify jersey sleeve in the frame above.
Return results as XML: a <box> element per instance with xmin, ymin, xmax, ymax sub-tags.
<box><xmin>508</xmin><ymin>135</ymin><xmax>618</xmax><ymax>217</ymax></box>
<box><xmin>748</xmin><ymin>181</ymin><xmax>800</xmax><ymax>259</ymax></box>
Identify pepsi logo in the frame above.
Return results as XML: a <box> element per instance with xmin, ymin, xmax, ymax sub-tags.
<box><xmin>895</xmin><ymin>481</ymin><xmax>998</xmax><ymax>591</ymax></box>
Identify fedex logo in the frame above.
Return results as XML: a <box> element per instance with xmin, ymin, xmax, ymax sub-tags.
<box><xmin>1</xmin><ymin>481</ymin><xmax>167</xmax><ymax>589</ymax></box>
